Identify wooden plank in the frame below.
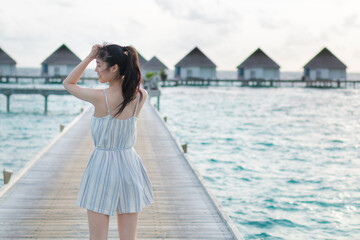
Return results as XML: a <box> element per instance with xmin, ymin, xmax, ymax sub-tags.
<box><xmin>0</xmin><ymin>101</ymin><xmax>243</xmax><ymax>239</ymax></box>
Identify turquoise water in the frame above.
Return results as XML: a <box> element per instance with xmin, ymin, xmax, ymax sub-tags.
<box><xmin>152</xmin><ymin>86</ymin><xmax>360</xmax><ymax>240</ymax></box>
<box><xmin>1</xmin><ymin>81</ymin><xmax>360</xmax><ymax>239</ymax></box>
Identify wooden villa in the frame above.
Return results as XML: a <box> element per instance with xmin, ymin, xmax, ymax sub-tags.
<box><xmin>175</xmin><ymin>47</ymin><xmax>216</xmax><ymax>79</ymax></box>
<box><xmin>237</xmin><ymin>48</ymin><xmax>280</xmax><ymax>80</ymax></box>
<box><xmin>41</xmin><ymin>44</ymin><xmax>81</xmax><ymax>76</ymax></box>
<box><xmin>303</xmin><ymin>47</ymin><xmax>347</xmax><ymax>80</ymax></box>
<box><xmin>0</xmin><ymin>47</ymin><xmax>16</xmax><ymax>75</ymax></box>
<box><xmin>142</xmin><ymin>56</ymin><xmax>167</xmax><ymax>77</ymax></box>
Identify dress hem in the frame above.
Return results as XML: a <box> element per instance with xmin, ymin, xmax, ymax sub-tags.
<box><xmin>76</xmin><ymin>198</ymin><xmax>154</xmax><ymax>216</ymax></box>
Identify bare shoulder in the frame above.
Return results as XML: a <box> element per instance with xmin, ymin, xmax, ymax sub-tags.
<box><xmin>90</xmin><ymin>88</ymin><xmax>106</xmax><ymax>106</ymax></box>
<box><xmin>139</xmin><ymin>88</ymin><xmax>148</xmax><ymax>102</ymax></box>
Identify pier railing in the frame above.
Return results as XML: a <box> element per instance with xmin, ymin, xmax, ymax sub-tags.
<box><xmin>2</xmin><ymin>75</ymin><xmax>360</xmax><ymax>88</ymax></box>
<box><xmin>160</xmin><ymin>78</ymin><xmax>360</xmax><ymax>88</ymax></box>
<box><xmin>0</xmin><ymin>75</ymin><xmax>98</xmax><ymax>84</ymax></box>
<box><xmin>0</xmin><ymin>86</ymin><xmax>70</xmax><ymax>113</ymax></box>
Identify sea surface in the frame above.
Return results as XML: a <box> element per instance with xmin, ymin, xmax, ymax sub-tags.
<box><xmin>150</xmin><ymin>86</ymin><xmax>360</xmax><ymax>240</ymax></box>
<box><xmin>1</xmin><ymin>68</ymin><xmax>360</xmax><ymax>239</ymax></box>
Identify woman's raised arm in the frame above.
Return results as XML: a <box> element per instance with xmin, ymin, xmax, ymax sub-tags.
<box><xmin>62</xmin><ymin>44</ymin><xmax>102</xmax><ymax>104</ymax></box>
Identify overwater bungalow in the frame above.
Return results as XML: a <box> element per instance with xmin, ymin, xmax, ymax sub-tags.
<box><xmin>142</xmin><ymin>56</ymin><xmax>167</xmax><ymax>77</ymax></box>
<box><xmin>237</xmin><ymin>48</ymin><xmax>280</xmax><ymax>80</ymax></box>
<box><xmin>0</xmin><ymin>47</ymin><xmax>16</xmax><ymax>75</ymax></box>
<box><xmin>137</xmin><ymin>51</ymin><xmax>147</xmax><ymax>69</ymax></box>
<box><xmin>175</xmin><ymin>47</ymin><xmax>216</xmax><ymax>79</ymax></box>
<box><xmin>303</xmin><ymin>47</ymin><xmax>346</xmax><ymax>80</ymax></box>
<box><xmin>41</xmin><ymin>44</ymin><xmax>81</xmax><ymax>76</ymax></box>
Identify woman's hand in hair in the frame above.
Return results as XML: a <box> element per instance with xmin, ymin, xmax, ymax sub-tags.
<box><xmin>87</xmin><ymin>44</ymin><xmax>102</xmax><ymax>60</ymax></box>
<box><xmin>63</xmin><ymin>43</ymin><xmax>103</xmax><ymax>104</ymax></box>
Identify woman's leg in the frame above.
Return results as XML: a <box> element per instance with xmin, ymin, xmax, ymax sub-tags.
<box><xmin>87</xmin><ymin>209</ymin><xmax>110</xmax><ymax>240</ymax></box>
<box><xmin>117</xmin><ymin>212</ymin><xmax>139</xmax><ymax>240</ymax></box>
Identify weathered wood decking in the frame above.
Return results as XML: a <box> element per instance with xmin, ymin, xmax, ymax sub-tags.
<box><xmin>0</xmin><ymin>101</ymin><xmax>243</xmax><ymax>239</ymax></box>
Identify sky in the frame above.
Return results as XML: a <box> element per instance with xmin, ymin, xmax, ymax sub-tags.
<box><xmin>1</xmin><ymin>0</ymin><xmax>360</xmax><ymax>71</ymax></box>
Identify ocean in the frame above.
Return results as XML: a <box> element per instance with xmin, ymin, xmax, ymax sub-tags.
<box><xmin>1</xmin><ymin>68</ymin><xmax>360</xmax><ymax>239</ymax></box>
<box><xmin>150</xmin><ymin>86</ymin><xmax>360</xmax><ymax>240</ymax></box>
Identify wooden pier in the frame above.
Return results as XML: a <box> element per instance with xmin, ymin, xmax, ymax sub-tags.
<box><xmin>0</xmin><ymin>86</ymin><xmax>70</xmax><ymax>113</ymax></box>
<box><xmin>0</xmin><ymin>101</ymin><xmax>243</xmax><ymax>239</ymax></box>
<box><xmin>160</xmin><ymin>78</ymin><xmax>360</xmax><ymax>88</ymax></box>
<box><xmin>0</xmin><ymin>86</ymin><xmax>162</xmax><ymax>114</ymax></box>
<box><xmin>0</xmin><ymin>75</ymin><xmax>98</xmax><ymax>84</ymax></box>
<box><xmin>2</xmin><ymin>74</ymin><xmax>360</xmax><ymax>89</ymax></box>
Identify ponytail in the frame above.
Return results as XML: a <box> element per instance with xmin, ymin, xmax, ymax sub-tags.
<box><xmin>97</xmin><ymin>44</ymin><xmax>143</xmax><ymax>118</ymax></box>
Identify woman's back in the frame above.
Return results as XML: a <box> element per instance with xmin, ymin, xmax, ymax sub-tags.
<box><xmin>91</xmin><ymin>89</ymin><xmax>140</xmax><ymax>150</ymax></box>
<box><xmin>77</xmin><ymin>88</ymin><xmax>154</xmax><ymax>216</ymax></box>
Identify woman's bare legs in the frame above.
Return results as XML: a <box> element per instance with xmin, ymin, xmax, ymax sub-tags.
<box><xmin>87</xmin><ymin>210</ymin><xmax>110</xmax><ymax>240</ymax></box>
<box><xmin>117</xmin><ymin>212</ymin><xmax>139</xmax><ymax>240</ymax></box>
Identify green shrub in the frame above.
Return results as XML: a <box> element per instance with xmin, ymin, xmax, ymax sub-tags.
<box><xmin>145</xmin><ymin>72</ymin><xmax>158</xmax><ymax>80</ymax></box>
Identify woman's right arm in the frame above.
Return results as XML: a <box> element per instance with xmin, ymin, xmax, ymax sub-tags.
<box><xmin>62</xmin><ymin>44</ymin><xmax>102</xmax><ymax>104</ymax></box>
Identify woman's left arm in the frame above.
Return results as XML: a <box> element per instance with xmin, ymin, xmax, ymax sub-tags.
<box><xmin>62</xmin><ymin>44</ymin><xmax>101</xmax><ymax>104</ymax></box>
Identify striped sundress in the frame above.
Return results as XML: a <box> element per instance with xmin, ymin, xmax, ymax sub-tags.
<box><xmin>76</xmin><ymin>89</ymin><xmax>154</xmax><ymax>215</ymax></box>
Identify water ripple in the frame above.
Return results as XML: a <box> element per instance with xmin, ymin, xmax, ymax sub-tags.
<box><xmin>156</xmin><ymin>86</ymin><xmax>360</xmax><ymax>240</ymax></box>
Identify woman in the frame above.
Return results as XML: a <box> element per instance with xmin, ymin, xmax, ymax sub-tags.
<box><xmin>63</xmin><ymin>43</ymin><xmax>154</xmax><ymax>240</ymax></box>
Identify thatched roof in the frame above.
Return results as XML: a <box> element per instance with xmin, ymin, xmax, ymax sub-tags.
<box><xmin>42</xmin><ymin>44</ymin><xmax>81</xmax><ymax>65</ymax></box>
<box><xmin>0</xmin><ymin>48</ymin><xmax>16</xmax><ymax>64</ymax></box>
<box><xmin>304</xmin><ymin>47</ymin><xmax>346</xmax><ymax>69</ymax></box>
<box><xmin>237</xmin><ymin>48</ymin><xmax>279</xmax><ymax>68</ymax></box>
<box><xmin>175</xmin><ymin>47</ymin><xmax>216</xmax><ymax>68</ymax></box>
<box><xmin>143</xmin><ymin>56</ymin><xmax>167</xmax><ymax>70</ymax></box>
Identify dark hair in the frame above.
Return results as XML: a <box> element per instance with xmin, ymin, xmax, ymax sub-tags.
<box><xmin>97</xmin><ymin>44</ymin><xmax>143</xmax><ymax>117</ymax></box>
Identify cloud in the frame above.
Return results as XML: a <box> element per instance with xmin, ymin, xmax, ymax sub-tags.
<box><xmin>353</xmin><ymin>49</ymin><xmax>360</xmax><ymax>59</ymax></box>
<box><xmin>49</xmin><ymin>0</ymin><xmax>75</xmax><ymax>8</ymax></box>
<box><xmin>2</xmin><ymin>0</ymin><xmax>360</xmax><ymax>71</ymax></box>
<box><xmin>343</xmin><ymin>14</ymin><xmax>360</xmax><ymax>28</ymax></box>
<box><xmin>258</xmin><ymin>14</ymin><xmax>290</xmax><ymax>30</ymax></box>
<box><xmin>153</xmin><ymin>0</ymin><xmax>240</xmax><ymax>25</ymax></box>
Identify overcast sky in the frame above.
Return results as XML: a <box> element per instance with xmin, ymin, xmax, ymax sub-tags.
<box><xmin>1</xmin><ymin>0</ymin><xmax>360</xmax><ymax>71</ymax></box>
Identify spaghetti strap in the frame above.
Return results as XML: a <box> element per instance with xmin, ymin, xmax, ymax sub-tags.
<box><xmin>103</xmin><ymin>89</ymin><xmax>110</xmax><ymax>114</ymax></box>
<box><xmin>133</xmin><ymin>93</ymin><xmax>140</xmax><ymax>117</ymax></box>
